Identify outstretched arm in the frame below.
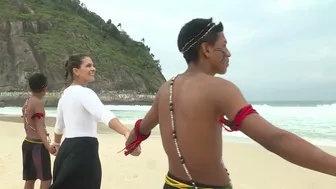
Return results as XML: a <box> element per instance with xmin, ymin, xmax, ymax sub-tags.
<box><xmin>137</xmin><ymin>93</ymin><xmax>160</xmax><ymax>135</ymax></box>
<box><xmin>81</xmin><ymin>88</ymin><xmax>129</xmax><ymax>136</ymax></box>
<box><xmin>214</xmin><ymin>78</ymin><xmax>336</xmax><ymax>176</ymax></box>
<box><xmin>122</xmin><ymin>88</ymin><xmax>161</xmax><ymax>156</ymax></box>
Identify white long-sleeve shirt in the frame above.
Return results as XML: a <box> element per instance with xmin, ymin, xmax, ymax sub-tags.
<box><xmin>54</xmin><ymin>85</ymin><xmax>116</xmax><ymax>138</ymax></box>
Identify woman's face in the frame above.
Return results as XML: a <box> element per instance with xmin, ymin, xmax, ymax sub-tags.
<box><xmin>72</xmin><ymin>56</ymin><xmax>96</xmax><ymax>84</ymax></box>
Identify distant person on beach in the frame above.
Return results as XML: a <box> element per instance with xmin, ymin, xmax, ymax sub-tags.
<box><xmin>21</xmin><ymin>73</ymin><xmax>55</xmax><ymax>189</ymax></box>
<box><xmin>123</xmin><ymin>18</ymin><xmax>336</xmax><ymax>188</ymax></box>
<box><xmin>49</xmin><ymin>54</ymin><xmax>140</xmax><ymax>189</ymax></box>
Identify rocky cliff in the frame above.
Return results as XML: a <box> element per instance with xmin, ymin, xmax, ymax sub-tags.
<box><xmin>0</xmin><ymin>0</ymin><xmax>166</xmax><ymax>106</ymax></box>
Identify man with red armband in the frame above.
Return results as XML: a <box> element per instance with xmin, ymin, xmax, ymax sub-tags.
<box><xmin>21</xmin><ymin>73</ymin><xmax>56</xmax><ymax>189</ymax></box>
<box><xmin>123</xmin><ymin>18</ymin><xmax>336</xmax><ymax>188</ymax></box>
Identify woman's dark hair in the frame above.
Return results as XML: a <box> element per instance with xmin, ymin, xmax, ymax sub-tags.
<box><xmin>64</xmin><ymin>53</ymin><xmax>88</xmax><ymax>85</ymax></box>
<box><xmin>177</xmin><ymin>18</ymin><xmax>223</xmax><ymax>64</ymax></box>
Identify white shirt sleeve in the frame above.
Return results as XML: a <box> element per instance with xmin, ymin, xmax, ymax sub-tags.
<box><xmin>80</xmin><ymin>87</ymin><xmax>116</xmax><ymax>126</ymax></box>
<box><xmin>54</xmin><ymin>96</ymin><xmax>65</xmax><ymax>135</ymax></box>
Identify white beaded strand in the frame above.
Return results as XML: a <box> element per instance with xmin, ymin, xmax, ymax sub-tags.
<box><xmin>169</xmin><ymin>76</ymin><xmax>198</xmax><ymax>188</ymax></box>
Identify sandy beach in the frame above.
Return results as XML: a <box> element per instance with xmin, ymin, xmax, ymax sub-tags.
<box><xmin>1</xmin><ymin>116</ymin><xmax>336</xmax><ymax>189</ymax></box>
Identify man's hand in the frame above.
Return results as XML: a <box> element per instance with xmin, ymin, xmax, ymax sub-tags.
<box><xmin>47</xmin><ymin>144</ymin><xmax>56</xmax><ymax>154</ymax></box>
<box><xmin>124</xmin><ymin>130</ymin><xmax>141</xmax><ymax>156</ymax></box>
<box><xmin>50</xmin><ymin>142</ymin><xmax>60</xmax><ymax>156</ymax></box>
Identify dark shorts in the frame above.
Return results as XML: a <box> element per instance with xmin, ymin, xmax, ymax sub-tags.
<box><xmin>49</xmin><ymin>137</ymin><xmax>101</xmax><ymax>189</ymax></box>
<box><xmin>22</xmin><ymin>137</ymin><xmax>52</xmax><ymax>181</ymax></box>
<box><xmin>164</xmin><ymin>172</ymin><xmax>233</xmax><ymax>189</ymax></box>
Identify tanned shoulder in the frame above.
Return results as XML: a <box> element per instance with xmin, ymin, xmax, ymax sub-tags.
<box><xmin>31</xmin><ymin>97</ymin><xmax>45</xmax><ymax>114</ymax></box>
<box><xmin>208</xmin><ymin>76</ymin><xmax>241</xmax><ymax>98</ymax></box>
<box><xmin>156</xmin><ymin>79</ymin><xmax>171</xmax><ymax>98</ymax></box>
<box><xmin>207</xmin><ymin>76</ymin><xmax>248</xmax><ymax>118</ymax></box>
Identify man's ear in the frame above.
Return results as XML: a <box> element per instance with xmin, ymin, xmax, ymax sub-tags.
<box><xmin>200</xmin><ymin>42</ymin><xmax>211</xmax><ymax>58</ymax></box>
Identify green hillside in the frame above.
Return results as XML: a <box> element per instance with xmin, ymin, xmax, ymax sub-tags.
<box><xmin>0</xmin><ymin>0</ymin><xmax>165</xmax><ymax>93</ymax></box>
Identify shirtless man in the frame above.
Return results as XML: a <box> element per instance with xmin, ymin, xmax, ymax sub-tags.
<box><xmin>123</xmin><ymin>18</ymin><xmax>336</xmax><ymax>188</ymax></box>
<box><xmin>21</xmin><ymin>73</ymin><xmax>56</xmax><ymax>189</ymax></box>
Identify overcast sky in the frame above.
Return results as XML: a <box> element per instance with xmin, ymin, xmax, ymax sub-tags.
<box><xmin>80</xmin><ymin>0</ymin><xmax>336</xmax><ymax>101</ymax></box>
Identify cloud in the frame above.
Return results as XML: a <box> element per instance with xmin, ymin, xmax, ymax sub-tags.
<box><xmin>80</xmin><ymin>0</ymin><xmax>336</xmax><ymax>100</ymax></box>
<box><xmin>265</xmin><ymin>0</ymin><xmax>335</xmax><ymax>13</ymax></box>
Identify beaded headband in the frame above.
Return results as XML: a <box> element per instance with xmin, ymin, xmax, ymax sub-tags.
<box><xmin>180</xmin><ymin>22</ymin><xmax>217</xmax><ymax>54</ymax></box>
<box><xmin>40</xmin><ymin>80</ymin><xmax>48</xmax><ymax>89</ymax></box>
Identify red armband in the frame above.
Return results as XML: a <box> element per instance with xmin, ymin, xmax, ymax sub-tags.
<box><xmin>218</xmin><ymin>104</ymin><xmax>258</xmax><ymax>132</ymax></box>
<box><xmin>31</xmin><ymin>112</ymin><xmax>45</xmax><ymax>119</ymax></box>
<box><xmin>122</xmin><ymin>119</ymin><xmax>151</xmax><ymax>156</ymax></box>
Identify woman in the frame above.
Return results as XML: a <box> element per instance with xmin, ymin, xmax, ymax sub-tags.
<box><xmin>49</xmin><ymin>54</ymin><xmax>140</xmax><ymax>189</ymax></box>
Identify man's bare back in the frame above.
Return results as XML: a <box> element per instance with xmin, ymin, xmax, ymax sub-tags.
<box><xmin>22</xmin><ymin>96</ymin><xmax>44</xmax><ymax>140</ymax></box>
<box><xmin>124</xmin><ymin>18</ymin><xmax>336</xmax><ymax>188</ymax></box>
<box><xmin>158</xmin><ymin>73</ymin><xmax>230</xmax><ymax>186</ymax></box>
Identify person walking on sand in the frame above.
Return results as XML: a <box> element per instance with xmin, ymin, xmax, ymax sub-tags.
<box><xmin>49</xmin><ymin>54</ymin><xmax>141</xmax><ymax>189</ymax></box>
<box><xmin>122</xmin><ymin>18</ymin><xmax>336</xmax><ymax>188</ymax></box>
<box><xmin>21</xmin><ymin>73</ymin><xmax>56</xmax><ymax>189</ymax></box>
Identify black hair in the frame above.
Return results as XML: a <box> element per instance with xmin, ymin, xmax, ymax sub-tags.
<box><xmin>177</xmin><ymin>18</ymin><xmax>223</xmax><ymax>64</ymax></box>
<box><xmin>28</xmin><ymin>73</ymin><xmax>48</xmax><ymax>93</ymax></box>
<box><xmin>64</xmin><ymin>53</ymin><xmax>89</xmax><ymax>85</ymax></box>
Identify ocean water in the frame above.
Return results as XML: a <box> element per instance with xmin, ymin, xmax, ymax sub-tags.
<box><xmin>1</xmin><ymin>101</ymin><xmax>335</xmax><ymax>147</ymax></box>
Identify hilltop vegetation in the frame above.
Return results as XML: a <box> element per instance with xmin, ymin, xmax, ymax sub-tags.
<box><xmin>0</xmin><ymin>0</ymin><xmax>165</xmax><ymax>93</ymax></box>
